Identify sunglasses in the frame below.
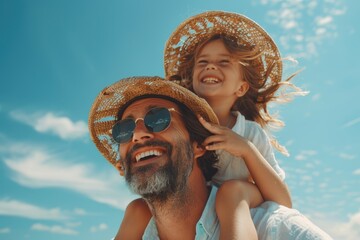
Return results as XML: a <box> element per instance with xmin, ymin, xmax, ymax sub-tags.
<box><xmin>112</xmin><ymin>107</ymin><xmax>180</xmax><ymax>143</ymax></box>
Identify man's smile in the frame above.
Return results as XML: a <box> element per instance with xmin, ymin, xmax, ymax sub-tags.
<box><xmin>128</xmin><ymin>145</ymin><xmax>169</xmax><ymax>168</ymax></box>
<box><xmin>135</xmin><ymin>149</ymin><xmax>163</xmax><ymax>162</ymax></box>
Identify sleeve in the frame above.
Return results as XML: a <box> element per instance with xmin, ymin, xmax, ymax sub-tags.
<box><xmin>244</xmin><ymin>121</ymin><xmax>286</xmax><ymax>181</ymax></box>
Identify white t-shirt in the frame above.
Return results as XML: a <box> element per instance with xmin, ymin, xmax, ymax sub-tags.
<box><xmin>212</xmin><ymin>111</ymin><xmax>285</xmax><ymax>185</ymax></box>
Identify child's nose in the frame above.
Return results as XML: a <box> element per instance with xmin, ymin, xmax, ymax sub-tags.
<box><xmin>205</xmin><ymin>63</ymin><xmax>217</xmax><ymax>70</ymax></box>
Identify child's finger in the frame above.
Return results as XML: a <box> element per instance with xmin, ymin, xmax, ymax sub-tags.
<box><xmin>202</xmin><ymin>135</ymin><xmax>225</xmax><ymax>146</ymax></box>
<box><xmin>198</xmin><ymin>115</ymin><xmax>224</xmax><ymax>134</ymax></box>
<box><xmin>205</xmin><ymin>141</ymin><xmax>226</xmax><ymax>151</ymax></box>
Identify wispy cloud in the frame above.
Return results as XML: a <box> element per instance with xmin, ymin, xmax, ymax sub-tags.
<box><xmin>343</xmin><ymin>117</ymin><xmax>360</xmax><ymax>128</ymax></box>
<box><xmin>73</xmin><ymin>208</ymin><xmax>87</xmax><ymax>216</ymax></box>
<box><xmin>0</xmin><ymin>199</ymin><xmax>68</xmax><ymax>220</ymax></box>
<box><xmin>90</xmin><ymin>223</ymin><xmax>108</xmax><ymax>233</ymax></box>
<box><xmin>260</xmin><ymin>0</ymin><xmax>346</xmax><ymax>58</ymax></box>
<box><xmin>295</xmin><ymin>150</ymin><xmax>317</xmax><ymax>161</ymax></box>
<box><xmin>339</xmin><ymin>153</ymin><xmax>356</xmax><ymax>160</ymax></box>
<box><xmin>10</xmin><ymin>110</ymin><xmax>88</xmax><ymax>140</ymax></box>
<box><xmin>31</xmin><ymin>223</ymin><xmax>78</xmax><ymax>235</ymax></box>
<box><xmin>353</xmin><ymin>169</ymin><xmax>360</xmax><ymax>175</ymax></box>
<box><xmin>311</xmin><ymin>93</ymin><xmax>321</xmax><ymax>101</ymax></box>
<box><xmin>1</xmin><ymin>142</ymin><xmax>136</xmax><ymax>210</ymax></box>
<box><xmin>316</xmin><ymin>16</ymin><xmax>333</xmax><ymax>25</ymax></box>
<box><xmin>311</xmin><ymin>211</ymin><xmax>360</xmax><ymax>240</ymax></box>
<box><xmin>0</xmin><ymin>228</ymin><xmax>10</xmax><ymax>234</ymax></box>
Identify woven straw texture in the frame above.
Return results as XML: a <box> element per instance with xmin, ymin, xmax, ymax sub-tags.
<box><xmin>88</xmin><ymin>76</ymin><xmax>218</xmax><ymax>166</ymax></box>
<box><xmin>164</xmin><ymin>11</ymin><xmax>282</xmax><ymax>83</ymax></box>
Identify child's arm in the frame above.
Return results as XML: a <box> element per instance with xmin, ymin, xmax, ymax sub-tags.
<box><xmin>114</xmin><ymin>198</ymin><xmax>152</xmax><ymax>240</ymax></box>
<box><xmin>199</xmin><ymin>116</ymin><xmax>292</xmax><ymax>208</ymax></box>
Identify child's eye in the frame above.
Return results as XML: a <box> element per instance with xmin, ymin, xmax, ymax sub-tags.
<box><xmin>196</xmin><ymin>60</ymin><xmax>208</xmax><ymax>66</ymax></box>
<box><xmin>218</xmin><ymin>60</ymin><xmax>230</xmax><ymax>66</ymax></box>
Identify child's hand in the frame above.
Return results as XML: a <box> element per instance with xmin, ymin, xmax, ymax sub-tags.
<box><xmin>198</xmin><ymin>116</ymin><xmax>250</xmax><ymax>158</ymax></box>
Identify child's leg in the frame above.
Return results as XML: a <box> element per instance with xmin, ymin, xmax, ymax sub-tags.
<box><xmin>114</xmin><ymin>198</ymin><xmax>152</xmax><ymax>240</ymax></box>
<box><xmin>215</xmin><ymin>180</ymin><xmax>263</xmax><ymax>240</ymax></box>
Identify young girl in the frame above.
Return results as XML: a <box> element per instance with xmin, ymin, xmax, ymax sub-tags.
<box><xmin>116</xmin><ymin>11</ymin><xmax>307</xmax><ymax>239</ymax></box>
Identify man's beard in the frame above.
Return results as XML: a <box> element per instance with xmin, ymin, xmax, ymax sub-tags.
<box><xmin>124</xmin><ymin>139</ymin><xmax>194</xmax><ymax>202</ymax></box>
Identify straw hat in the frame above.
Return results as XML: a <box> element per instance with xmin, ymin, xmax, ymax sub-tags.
<box><xmin>164</xmin><ymin>10</ymin><xmax>282</xmax><ymax>83</ymax></box>
<box><xmin>88</xmin><ymin>76</ymin><xmax>219</xmax><ymax>166</ymax></box>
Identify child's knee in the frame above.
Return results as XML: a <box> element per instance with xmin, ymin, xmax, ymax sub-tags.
<box><xmin>216</xmin><ymin>180</ymin><xmax>250</xmax><ymax>210</ymax></box>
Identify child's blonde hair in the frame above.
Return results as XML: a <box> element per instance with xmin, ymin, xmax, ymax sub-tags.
<box><xmin>169</xmin><ymin>34</ymin><xmax>307</xmax><ymax>156</ymax></box>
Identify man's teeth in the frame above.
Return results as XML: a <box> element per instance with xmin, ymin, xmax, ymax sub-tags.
<box><xmin>135</xmin><ymin>150</ymin><xmax>162</xmax><ymax>162</ymax></box>
<box><xmin>202</xmin><ymin>77</ymin><xmax>220</xmax><ymax>83</ymax></box>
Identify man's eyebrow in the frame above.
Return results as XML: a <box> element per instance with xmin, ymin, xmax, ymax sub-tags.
<box><xmin>123</xmin><ymin>104</ymin><xmax>160</xmax><ymax>119</ymax></box>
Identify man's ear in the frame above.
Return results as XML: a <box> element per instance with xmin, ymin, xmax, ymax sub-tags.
<box><xmin>192</xmin><ymin>142</ymin><xmax>206</xmax><ymax>159</ymax></box>
<box><xmin>236</xmin><ymin>81</ymin><xmax>249</xmax><ymax>97</ymax></box>
<box><xmin>115</xmin><ymin>162</ymin><xmax>125</xmax><ymax>176</ymax></box>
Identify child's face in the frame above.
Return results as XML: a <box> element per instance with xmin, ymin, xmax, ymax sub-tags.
<box><xmin>192</xmin><ymin>39</ymin><xmax>248</xmax><ymax>102</ymax></box>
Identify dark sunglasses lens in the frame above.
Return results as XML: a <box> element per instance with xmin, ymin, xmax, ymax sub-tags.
<box><xmin>112</xmin><ymin>119</ymin><xmax>135</xmax><ymax>143</ymax></box>
<box><xmin>145</xmin><ymin>108</ymin><xmax>171</xmax><ymax>132</ymax></box>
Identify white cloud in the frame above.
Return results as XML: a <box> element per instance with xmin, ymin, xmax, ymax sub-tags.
<box><xmin>353</xmin><ymin>169</ymin><xmax>360</xmax><ymax>175</ymax></box>
<box><xmin>311</xmin><ymin>93</ymin><xmax>321</xmax><ymax>101</ymax></box>
<box><xmin>316</xmin><ymin>16</ymin><xmax>333</xmax><ymax>25</ymax></box>
<box><xmin>343</xmin><ymin>117</ymin><xmax>360</xmax><ymax>128</ymax></box>
<box><xmin>310</xmin><ymin>211</ymin><xmax>360</xmax><ymax>240</ymax></box>
<box><xmin>315</xmin><ymin>27</ymin><xmax>327</xmax><ymax>36</ymax></box>
<box><xmin>10</xmin><ymin>110</ymin><xmax>88</xmax><ymax>140</ymax></box>
<box><xmin>90</xmin><ymin>223</ymin><xmax>108</xmax><ymax>233</ymax></box>
<box><xmin>283</xmin><ymin>20</ymin><xmax>297</xmax><ymax>29</ymax></box>
<box><xmin>1</xmin><ymin>142</ymin><xmax>136</xmax><ymax>210</ymax></box>
<box><xmin>65</xmin><ymin>222</ymin><xmax>82</xmax><ymax>228</ymax></box>
<box><xmin>295</xmin><ymin>150</ymin><xmax>317</xmax><ymax>160</ymax></box>
<box><xmin>262</xmin><ymin>0</ymin><xmax>346</xmax><ymax>58</ymax></box>
<box><xmin>293</xmin><ymin>34</ymin><xmax>304</xmax><ymax>42</ymax></box>
<box><xmin>339</xmin><ymin>153</ymin><xmax>356</xmax><ymax>160</ymax></box>
<box><xmin>73</xmin><ymin>208</ymin><xmax>87</xmax><ymax>216</ymax></box>
<box><xmin>0</xmin><ymin>199</ymin><xmax>68</xmax><ymax>220</ymax></box>
<box><xmin>0</xmin><ymin>228</ymin><xmax>10</xmax><ymax>234</ymax></box>
<box><xmin>31</xmin><ymin>223</ymin><xmax>78</xmax><ymax>235</ymax></box>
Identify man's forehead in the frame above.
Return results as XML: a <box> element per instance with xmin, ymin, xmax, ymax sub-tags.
<box><xmin>122</xmin><ymin>97</ymin><xmax>178</xmax><ymax>116</ymax></box>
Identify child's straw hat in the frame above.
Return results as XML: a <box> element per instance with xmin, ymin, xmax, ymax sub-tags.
<box><xmin>164</xmin><ymin>11</ymin><xmax>282</xmax><ymax>83</ymax></box>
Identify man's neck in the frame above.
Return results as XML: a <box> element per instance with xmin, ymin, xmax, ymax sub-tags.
<box><xmin>148</xmin><ymin>182</ymin><xmax>211</xmax><ymax>239</ymax></box>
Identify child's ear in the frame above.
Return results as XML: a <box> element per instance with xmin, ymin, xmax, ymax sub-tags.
<box><xmin>236</xmin><ymin>82</ymin><xmax>249</xmax><ymax>97</ymax></box>
<box><xmin>192</xmin><ymin>142</ymin><xmax>206</xmax><ymax>159</ymax></box>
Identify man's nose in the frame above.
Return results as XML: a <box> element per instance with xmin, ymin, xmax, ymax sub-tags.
<box><xmin>132</xmin><ymin>119</ymin><xmax>154</xmax><ymax>143</ymax></box>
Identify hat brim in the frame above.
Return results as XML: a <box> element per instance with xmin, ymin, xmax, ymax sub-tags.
<box><xmin>88</xmin><ymin>76</ymin><xmax>219</xmax><ymax>166</ymax></box>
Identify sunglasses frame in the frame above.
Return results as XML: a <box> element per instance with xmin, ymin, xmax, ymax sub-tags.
<box><xmin>111</xmin><ymin>107</ymin><xmax>180</xmax><ymax>144</ymax></box>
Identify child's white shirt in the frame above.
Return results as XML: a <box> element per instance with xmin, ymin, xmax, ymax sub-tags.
<box><xmin>212</xmin><ymin>111</ymin><xmax>285</xmax><ymax>185</ymax></box>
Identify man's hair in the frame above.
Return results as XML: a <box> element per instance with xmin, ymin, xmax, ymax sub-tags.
<box><xmin>174</xmin><ymin>100</ymin><xmax>219</xmax><ymax>181</ymax></box>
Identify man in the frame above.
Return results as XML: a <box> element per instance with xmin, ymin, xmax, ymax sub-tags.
<box><xmin>89</xmin><ymin>76</ymin><xmax>332</xmax><ymax>239</ymax></box>
<box><xmin>89</xmin><ymin>76</ymin><xmax>220</xmax><ymax>239</ymax></box>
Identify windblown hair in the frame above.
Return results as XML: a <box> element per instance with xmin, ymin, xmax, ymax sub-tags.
<box><xmin>169</xmin><ymin>34</ymin><xmax>308</xmax><ymax>156</ymax></box>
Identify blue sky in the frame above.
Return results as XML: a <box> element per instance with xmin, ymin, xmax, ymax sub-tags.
<box><xmin>0</xmin><ymin>0</ymin><xmax>359</xmax><ymax>239</ymax></box>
